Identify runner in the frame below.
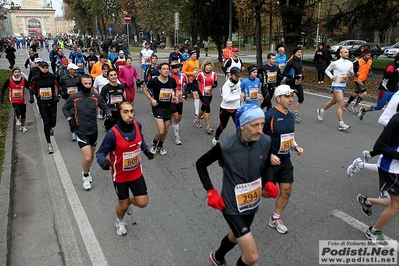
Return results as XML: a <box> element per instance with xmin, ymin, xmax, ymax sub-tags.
<box><xmin>86</xmin><ymin>48</ymin><xmax>98</xmax><ymax>74</ymax></box>
<box><xmin>112</xmin><ymin>50</ymin><xmax>127</xmax><ymax>71</ymax></box>
<box><xmin>182</xmin><ymin>50</ymin><xmax>200</xmax><ymax>118</ymax></box>
<box><xmin>96</xmin><ymin>101</ymin><xmax>154</xmax><ymax>236</ymax></box>
<box><xmin>91</xmin><ymin>52</ymin><xmax>113</xmax><ymax>80</ymax></box>
<box><xmin>144</xmin><ymin>62</ymin><xmax>177</xmax><ymax>155</ymax></box>
<box><xmin>138</xmin><ymin>42</ymin><xmax>154</xmax><ymax>83</ymax></box>
<box><xmin>0</xmin><ymin>67</ymin><xmax>29</xmax><ymax>132</ymax></box>
<box><xmin>62</xmin><ymin>74</ymin><xmax>112</xmax><ymax>190</ymax></box>
<box><xmin>263</xmin><ymin>84</ymin><xmax>304</xmax><ymax>234</ymax></box>
<box><xmin>118</xmin><ymin>57</ymin><xmax>140</xmax><ymax>102</ymax></box>
<box><xmin>258</xmin><ymin>53</ymin><xmax>282</xmax><ymax>110</ymax></box>
<box><xmin>196</xmin><ymin>104</ymin><xmax>278</xmax><ymax>266</ymax></box>
<box><xmin>241</xmin><ymin>65</ymin><xmax>262</xmax><ymax>106</ymax></box>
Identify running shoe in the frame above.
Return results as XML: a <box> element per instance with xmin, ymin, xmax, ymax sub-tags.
<box><xmin>211</xmin><ymin>138</ymin><xmax>219</xmax><ymax>146</ymax></box>
<box><xmin>268</xmin><ymin>217</ymin><xmax>288</xmax><ymax>234</ymax></box>
<box><xmin>150</xmin><ymin>144</ymin><xmax>157</xmax><ymax>155</ymax></box>
<box><xmin>50</xmin><ymin>128</ymin><xmax>54</xmax><ymax>136</ymax></box>
<box><xmin>98</xmin><ymin>113</ymin><xmax>103</xmax><ymax>120</ymax></box>
<box><xmin>358</xmin><ymin>107</ymin><xmax>366</xmax><ymax>121</ymax></box>
<box><xmin>82</xmin><ymin>171</ymin><xmax>93</xmax><ymax>183</ymax></box>
<box><xmin>351</xmin><ymin>105</ymin><xmax>359</xmax><ymax>114</ymax></box>
<box><xmin>316</xmin><ymin>109</ymin><xmax>324</xmax><ymax>121</ymax></box>
<box><xmin>115</xmin><ymin>220</ymin><xmax>127</xmax><ymax>236</ymax></box>
<box><xmin>174</xmin><ymin>135</ymin><xmax>182</xmax><ymax>145</ymax></box>
<box><xmin>206</xmin><ymin>126</ymin><xmax>213</xmax><ymax>134</ymax></box>
<box><xmin>15</xmin><ymin>117</ymin><xmax>21</xmax><ymax>126</ymax></box>
<box><xmin>47</xmin><ymin>143</ymin><xmax>54</xmax><ymax>154</ymax></box>
<box><xmin>347</xmin><ymin>157</ymin><xmax>363</xmax><ymax>177</ymax></box>
<box><xmin>357</xmin><ymin>194</ymin><xmax>372</xmax><ymax>216</ymax></box>
<box><xmin>82</xmin><ymin>176</ymin><xmax>91</xmax><ymax>190</ymax></box>
<box><xmin>365</xmin><ymin>227</ymin><xmax>384</xmax><ymax>245</ymax></box>
<box><xmin>362</xmin><ymin>150</ymin><xmax>371</xmax><ymax>162</ymax></box>
<box><xmin>72</xmin><ymin>133</ymin><xmax>77</xmax><ymax>142</ymax></box>
<box><xmin>21</xmin><ymin>126</ymin><xmax>28</xmax><ymax>132</ymax></box>
<box><xmin>379</xmin><ymin>190</ymin><xmax>390</xmax><ymax>199</ymax></box>
<box><xmin>342</xmin><ymin>104</ymin><xmax>350</xmax><ymax>112</ymax></box>
<box><xmin>127</xmin><ymin>204</ymin><xmax>133</xmax><ymax>215</ymax></box>
<box><xmin>194</xmin><ymin>118</ymin><xmax>202</xmax><ymax>128</ymax></box>
<box><xmin>338</xmin><ymin>122</ymin><xmax>351</xmax><ymax>131</ymax></box>
<box><xmin>157</xmin><ymin>146</ymin><xmax>167</xmax><ymax>155</ymax></box>
<box><xmin>293</xmin><ymin>112</ymin><xmax>302</xmax><ymax>122</ymax></box>
<box><xmin>200</xmin><ymin>115</ymin><xmax>204</xmax><ymax>119</ymax></box>
<box><xmin>209</xmin><ymin>251</ymin><xmax>226</xmax><ymax>266</ymax></box>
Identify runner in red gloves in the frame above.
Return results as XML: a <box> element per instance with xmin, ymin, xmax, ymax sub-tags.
<box><xmin>196</xmin><ymin>104</ymin><xmax>277</xmax><ymax>266</ymax></box>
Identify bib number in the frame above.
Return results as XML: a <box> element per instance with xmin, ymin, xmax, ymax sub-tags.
<box><xmin>279</xmin><ymin>63</ymin><xmax>285</xmax><ymax>70</ymax></box>
<box><xmin>122</xmin><ymin>149</ymin><xmax>140</xmax><ymax>171</ymax></box>
<box><xmin>279</xmin><ymin>132</ymin><xmax>294</xmax><ymax>154</ymax></box>
<box><xmin>250</xmin><ymin>88</ymin><xmax>258</xmax><ymax>99</ymax></box>
<box><xmin>12</xmin><ymin>89</ymin><xmax>23</xmax><ymax>99</ymax></box>
<box><xmin>267</xmin><ymin>71</ymin><xmax>277</xmax><ymax>84</ymax></box>
<box><xmin>159</xmin><ymin>88</ymin><xmax>172</xmax><ymax>102</ymax></box>
<box><xmin>67</xmin><ymin>86</ymin><xmax>78</xmax><ymax>95</ymax></box>
<box><xmin>110</xmin><ymin>94</ymin><xmax>123</xmax><ymax>104</ymax></box>
<box><xmin>294</xmin><ymin>74</ymin><xmax>302</xmax><ymax>85</ymax></box>
<box><xmin>204</xmin><ymin>86</ymin><xmax>212</xmax><ymax>96</ymax></box>
<box><xmin>39</xmin><ymin>87</ymin><xmax>52</xmax><ymax>100</ymax></box>
<box><xmin>340</xmin><ymin>74</ymin><xmax>349</xmax><ymax>83</ymax></box>
<box><xmin>235</xmin><ymin>178</ymin><xmax>262</xmax><ymax>213</ymax></box>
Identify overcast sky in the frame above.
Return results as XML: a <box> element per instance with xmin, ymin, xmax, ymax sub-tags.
<box><xmin>13</xmin><ymin>0</ymin><xmax>63</xmax><ymax>17</ymax></box>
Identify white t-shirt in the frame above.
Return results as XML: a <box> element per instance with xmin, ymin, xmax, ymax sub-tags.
<box><xmin>378</xmin><ymin>91</ymin><xmax>399</xmax><ymax>126</ymax></box>
<box><xmin>220</xmin><ymin>79</ymin><xmax>242</xmax><ymax>110</ymax></box>
<box><xmin>325</xmin><ymin>58</ymin><xmax>353</xmax><ymax>87</ymax></box>
<box><xmin>140</xmin><ymin>49</ymin><xmax>154</xmax><ymax>65</ymax></box>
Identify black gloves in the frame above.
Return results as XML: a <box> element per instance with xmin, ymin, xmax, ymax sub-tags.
<box><xmin>68</xmin><ymin>118</ymin><xmax>76</xmax><ymax>131</ymax></box>
<box><xmin>101</xmin><ymin>159</ymin><xmax>111</xmax><ymax>170</ymax></box>
<box><xmin>53</xmin><ymin>96</ymin><xmax>60</xmax><ymax>103</ymax></box>
<box><xmin>29</xmin><ymin>96</ymin><xmax>34</xmax><ymax>104</ymax></box>
<box><xmin>144</xmin><ymin>150</ymin><xmax>154</xmax><ymax>160</ymax></box>
<box><xmin>136</xmin><ymin>80</ymin><xmax>144</xmax><ymax>87</ymax></box>
<box><xmin>294</xmin><ymin>75</ymin><xmax>302</xmax><ymax>80</ymax></box>
<box><xmin>107</xmin><ymin>115</ymin><xmax>114</xmax><ymax>122</ymax></box>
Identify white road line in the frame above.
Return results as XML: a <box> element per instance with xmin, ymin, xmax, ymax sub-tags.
<box><xmin>331</xmin><ymin>209</ymin><xmax>394</xmax><ymax>241</ymax></box>
<box><xmin>52</xmin><ymin>140</ymin><xmax>108</xmax><ymax>266</ymax></box>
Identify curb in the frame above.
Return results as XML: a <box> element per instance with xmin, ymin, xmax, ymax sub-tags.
<box><xmin>0</xmin><ymin>106</ymin><xmax>16</xmax><ymax>266</ymax></box>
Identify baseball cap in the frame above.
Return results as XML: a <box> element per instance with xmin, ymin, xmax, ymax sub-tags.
<box><xmin>38</xmin><ymin>61</ymin><xmax>49</xmax><ymax>67</ymax></box>
<box><xmin>34</xmin><ymin>57</ymin><xmax>42</xmax><ymax>63</ymax></box>
<box><xmin>67</xmin><ymin>63</ymin><xmax>79</xmax><ymax>70</ymax></box>
<box><xmin>232</xmin><ymin>48</ymin><xmax>239</xmax><ymax>52</ymax></box>
<box><xmin>274</xmin><ymin>84</ymin><xmax>296</xmax><ymax>97</ymax></box>
<box><xmin>229</xmin><ymin>67</ymin><xmax>243</xmax><ymax>77</ymax></box>
<box><xmin>61</xmin><ymin>58</ymin><xmax>69</xmax><ymax>64</ymax></box>
<box><xmin>170</xmin><ymin>60</ymin><xmax>181</xmax><ymax>68</ymax></box>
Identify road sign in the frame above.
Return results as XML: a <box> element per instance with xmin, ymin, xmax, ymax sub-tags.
<box><xmin>96</xmin><ymin>30</ymin><xmax>100</xmax><ymax>35</ymax></box>
<box><xmin>149</xmin><ymin>30</ymin><xmax>153</xmax><ymax>35</ymax></box>
<box><xmin>108</xmin><ymin>27</ymin><xmax>112</xmax><ymax>32</ymax></box>
<box><xmin>124</xmin><ymin>14</ymin><xmax>131</xmax><ymax>23</ymax></box>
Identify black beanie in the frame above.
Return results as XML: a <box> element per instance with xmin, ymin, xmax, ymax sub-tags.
<box><xmin>293</xmin><ymin>47</ymin><xmax>301</xmax><ymax>54</ymax></box>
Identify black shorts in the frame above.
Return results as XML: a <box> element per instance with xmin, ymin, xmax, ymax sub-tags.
<box><xmin>152</xmin><ymin>105</ymin><xmax>172</xmax><ymax>121</ymax></box>
<box><xmin>355</xmin><ymin>81</ymin><xmax>367</xmax><ymax>93</ymax></box>
<box><xmin>75</xmin><ymin>131</ymin><xmax>98</xmax><ymax>148</ymax></box>
<box><xmin>171</xmin><ymin>102</ymin><xmax>183</xmax><ymax>115</ymax></box>
<box><xmin>113</xmin><ymin>176</ymin><xmax>148</xmax><ymax>200</ymax></box>
<box><xmin>272</xmin><ymin>160</ymin><xmax>294</xmax><ymax>183</ymax></box>
<box><xmin>185</xmin><ymin>81</ymin><xmax>199</xmax><ymax>94</ymax></box>
<box><xmin>12</xmin><ymin>103</ymin><xmax>26</xmax><ymax>119</ymax></box>
<box><xmin>223</xmin><ymin>213</ymin><xmax>255</xmax><ymax>238</ymax></box>
<box><xmin>379</xmin><ymin>168</ymin><xmax>399</xmax><ymax>196</ymax></box>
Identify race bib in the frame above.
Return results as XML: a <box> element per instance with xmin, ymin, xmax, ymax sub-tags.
<box><xmin>122</xmin><ymin>149</ymin><xmax>140</xmax><ymax>171</ymax></box>
<box><xmin>235</xmin><ymin>178</ymin><xmax>262</xmax><ymax>213</ymax></box>
<box><xmin>67</xmin><ymin>86</ymin><xmax>78</xmax><ymax>95</ymax></box>
<box><xmin>340</xmin><ymin>74</ymin><xmax>349</xmax><ymax>83</ymax></box>
<box><xmin>89</xmin><ymin>61</ymin><xmax>95</xmax><ymax>66</ymax></box>
<box><xmin>12</xmin><ymin>89</ymin><xmax>23</xmax><ymax>99</ymax></box>
<box><xmin>279</xmin><ymin>132</ymin><xmax>294</xmax><ymax>154</ymax></box>
<box><xmin>250</xmin><ymin>88</ymin><xmax>258</xmax><ymax>99</ymax></box>
<box><xmin>204</xmin><ymin>86</ymin><xmax>212</xmax><ymax>96</ymax></box>
<box><xmin>267</xmin><ymin>71</ymin><xmax>277</xmax><ymax>84</ymax></box>
<box><xmin>110</xmin><ymin>94</ymin><xmax>123</xmax><ymax>104</ymax></box>
<box><xmin>159</xmin><ymin>88</ymin><xmax>172</xmax><ymax>102</ymax></box>
<box><xmin>39</xmin><ymin>87</ymin><xmax>52</xmax><ymax>100</ymax></box>
<box><xmin>295</xmin><ymin>74</ymin><xmax>302</xmax><ymax>85</ymax></box>
<box><xmin>176</xmin><ymin>89</ymin><xmax>183</xmax><ymax>99</ymax></box>
<box><xmin>77</xmin><ymin>63</ymin><xmax>84</xmax><ymax>69</ymax></box>
<box><xmin>279</xmin><ymin>63</ymin><xmax>285</xmax><ymax>70</ymax></box>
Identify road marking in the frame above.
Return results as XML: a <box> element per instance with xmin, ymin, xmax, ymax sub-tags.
<box><xmin>331</xmin><ymin>209</ymin><xmax>394</xmax><ymax>241</ymax></box>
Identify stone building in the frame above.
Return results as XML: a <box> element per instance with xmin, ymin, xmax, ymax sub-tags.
<box><xmin>8</xmin><ymin>0</ymin><xmax>56</xmax><ymax>37</ymax></box>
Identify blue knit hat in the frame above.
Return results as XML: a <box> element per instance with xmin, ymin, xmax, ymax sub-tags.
<box><xmin>235</xmin><ymin>104</ymin><xmax>265</xmax><ymax>130</ymax></box>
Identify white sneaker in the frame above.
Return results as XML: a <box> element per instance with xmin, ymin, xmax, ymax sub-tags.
<box><xmin>98</xmin><ymin>113</ymin><xmax>103</xmax><ymax>119</ymax></box>
<box><xmin>339</xmin><ymin>122</ymin><xmax>351</xmax><ymax>131</ymax></box>
<box><xmin>347</xmin><ymin>157</ymin><xmax>363</xmax><ymax>177</ymax></box>
<box><xmin>47</xmin><ymin>143</ymin><xmax>54</xmax><ymax>154</ymax></box>
<box><xmin>362</xmin><ymin>150</ymin><xmax>371</xmax><ymax>162</ymax></box>
<box><xmin>82</xmin><ymin>177</ymin><xmax>91</xmax><ymax>190</ymax></box>
<box><xmin>157</xmin><ymin>146</ymin><xmax>167</xmax><ymax>155</ymax></box>
<box><xmin>82</xmin><ymin>171</ymin><xmax>93</xmax><ymax>183</ymax></box>
<box><xmin>211</xmin><ymin>138</ymin><xmax>218</xmax><ymax>146</ymax></box>
<box><xmin>15</xmin><ymin>117</ymin><xmax>21</xmax><ymax>126</ymax></box>
<box><xmin>115</xmin><ymin>220</ymin><xmax>127</xmax><ymax>236</ymax></box>
<box><xmin>316</xmin><ymin>109</ymin><xmax>324</xmax><ymax>121</ymax></box>
<box><xmin>72</xmin><ymin>133</ymin><xmax>77</xmax><ymax>142</ymax></box>
<box><xmin>150</xmin><ymin>144</ymin><xmax>157</xmax><ymax>154</ymax></box>
<box><xmin>269</xmin><ymin>217</ymin><xmax>288</xmax><ymax>234</ymax></box>
<box><xmin>21</xmin><ymin>126</ymin><xmax>28</xmax><ymax>132</ymax></box>
<box><xmin>174</xmin><ymin>135</ymin><xmax>182</xmax><ymax>145</ymax></box>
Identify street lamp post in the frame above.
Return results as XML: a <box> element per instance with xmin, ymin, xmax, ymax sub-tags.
<box><xmin>315</xmin><ymin>1</ymin><xmax>321</xmax><ymax>49</ymax></box>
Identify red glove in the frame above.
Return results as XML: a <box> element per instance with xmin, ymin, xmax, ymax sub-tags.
<box><xmin>265</xmin><ymin>182</ymin><xmax>279</xmax><ymax>198</ymax></box>
<box><xmin>207</xmin><ymin>189</ymin><xmax>226</xmax><ymax>210</ymax></box>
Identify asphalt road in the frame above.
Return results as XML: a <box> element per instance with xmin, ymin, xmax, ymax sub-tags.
<box><xmin>8</xmin><ymin>47</ymin><xmax>397</xmax><ymax>266</ymax></box>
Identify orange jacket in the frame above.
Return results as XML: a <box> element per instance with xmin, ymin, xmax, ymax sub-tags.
<box><xmin>222</xmin><ymin>47</ymin><xmax>232</xmax><ymax>61</ymax></box>
<box><xmin>182</xmin><ymin>58</ymin><xmax>199</xmax><ymax>83</ymax></box>
<box><xmin>354</xmin><ymin>58</ymin><xmax>372</xmax><ymax>82</ymax></box>
<box><xmin>90</xmin><ymin>61</ymin><xmax>112</xmax><ymax>79</ymax></box>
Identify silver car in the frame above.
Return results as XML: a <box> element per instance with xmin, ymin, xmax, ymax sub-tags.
<box><xmin>384</xmin><ymin>43</ymin><xmax>399</xmax><ymax>57</ymax></box>
<box><xmin>330</xmin><ymin>40</ymin><xmax>366</xmax><ymax>53</ymax></box>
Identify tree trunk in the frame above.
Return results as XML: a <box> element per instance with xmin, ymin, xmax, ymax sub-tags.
<box><xmin>280</xmin><ymin>0</ymin><xmax>305</xmax><ymax>57</ymax></box>
<box><xmin>254</xmin><ymin>3</ymin><xmax>263</xmax><ymax>66</ymax></box>
<box><xmin>165</xmin><ymin>34</ymin><xmax>173</xmax><ymax>49</ymax></box>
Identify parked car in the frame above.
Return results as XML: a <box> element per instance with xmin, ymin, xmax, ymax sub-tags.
<box><xmin>330</xmin><ymin>40</ymin><xmax>367</xmax><ymax>53</ymax></box>
<box><xmin>381</xmin><ymin>42</ymin><xmax>399</xmax><ymax>53</ymax></box>
<box><xmin>348</xmin><ymin>43</ymin><xmax>382</xmax><ymax>58</ymax></box>
<box><xmin>384</xmin><ymin>43</ymin><xmax>399</xmax><ymax>58</ymax></box>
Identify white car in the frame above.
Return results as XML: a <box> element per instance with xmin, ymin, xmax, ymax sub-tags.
<box><xmin>381</xmin><ymin>42</ymin><xmax>399</xmax><ymax>53</ymax></box>
<box><xmin>330</xmin><ymin>40</ymin><xmax>366</xmax><ymax>53</ymax></box>
<box><xmin>384</xmin><ymin>43</ymin><xmax>399</xmax><ymax>57</ymax></box>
